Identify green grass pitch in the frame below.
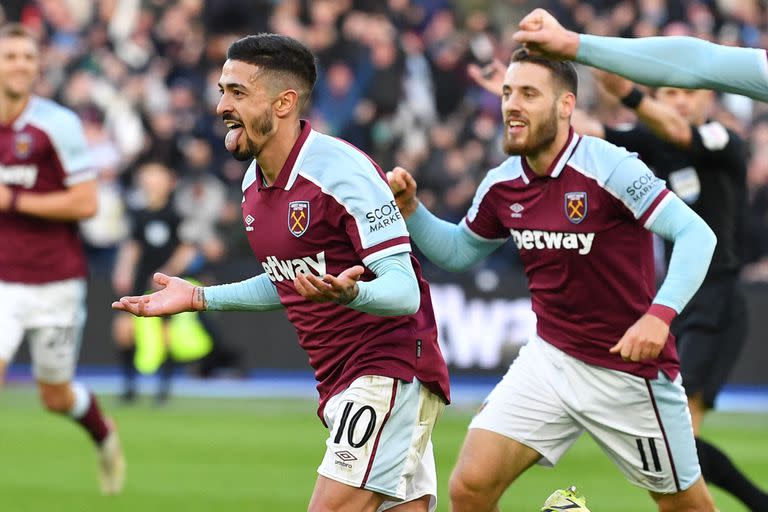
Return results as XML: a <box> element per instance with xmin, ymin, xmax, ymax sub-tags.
<box><xmin>1</xmin><ymin>387</ymin><xmax>766</xmax><ymax>511</ymax></box>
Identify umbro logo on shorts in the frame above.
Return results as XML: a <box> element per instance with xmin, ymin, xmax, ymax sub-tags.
<box><xmin>334</xmin><ymin>450</ymin><xmax>357</xmax><ymax>462</ymax></box>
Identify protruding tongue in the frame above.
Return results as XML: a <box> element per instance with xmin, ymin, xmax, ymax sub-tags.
<box><xmin>225</xmin><ymin>127</ymin><xmax>243</xmax><ymax>151</ymax></box>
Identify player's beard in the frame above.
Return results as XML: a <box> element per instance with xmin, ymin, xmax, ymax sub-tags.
<box><xmin>503</xmin><ymin>103</ymin><xmax>558</xmax><ymax>157</ymax></box>
<box><xmin>231</xmin><ymin>109</ymin><xmax>275</xmax><ymax>162</ymax></box>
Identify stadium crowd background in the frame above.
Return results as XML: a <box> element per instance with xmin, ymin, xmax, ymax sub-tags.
<box><xmin>4</xmin><ymin>0</ymin><xmax>768</xmax><ymax>286</ymax></box>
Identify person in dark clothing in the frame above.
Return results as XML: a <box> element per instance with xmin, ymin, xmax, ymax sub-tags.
<box><xmin>111</xmin><ymin>162</ymin><xmax>197</xmax><ymax>404</ymax></box>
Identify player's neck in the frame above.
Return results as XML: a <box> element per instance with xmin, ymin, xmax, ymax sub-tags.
<box><xmin>259</xmin><ymin>121</ymin><xmax>302</xmax><ymax>186</ymax></box>
<box><xmin>524</xmin><ymin>124</ymin><xmax>571</xmax><ymax>177</ymax></box>
<box><xmin>0</xmin><ymin>93</ymin><xmax>30</xmax><ymax>126</ymax></box>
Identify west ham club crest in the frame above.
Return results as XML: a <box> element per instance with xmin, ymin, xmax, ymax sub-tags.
<box><xmin>288</xmin><ymin>201</ymin><xmax>310</xmax><ymax>237</ymax></box>
<box><xmin>564</xmin><ymin>191</ymin><xmax>587</xmax><ymax>224</ymax></box>
<box><xmin>13</xmin><ymin>132</ymin><xmax>33</xmax><ymax>159</ymax></box>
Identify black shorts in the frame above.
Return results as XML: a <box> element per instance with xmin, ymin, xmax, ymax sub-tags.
<box><xmin>672</xmin><ymin>275</ymin><xmax>747</xmax><ymax>408</ymax></box>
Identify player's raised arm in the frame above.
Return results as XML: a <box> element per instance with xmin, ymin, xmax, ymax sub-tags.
<box><xmin>387</xmin><ymin>166</ymin><xmax>505</xmax><ymax>272</ymax></box>
<box><xmin>513</xmin><ymin>8</ymin><xmax>768</xmax><ymax>102</ymax></box>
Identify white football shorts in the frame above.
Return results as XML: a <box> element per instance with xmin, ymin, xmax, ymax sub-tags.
<box><xmin>469</xmin><ymin>335</ymin><xmax>701</xmax><ymax>494</ymax></box>
<box><xmin>0</xmin><ymin>278</ymin><xmax>87</xmax><ymax>383</ymax></box>
<box><xmin>319</xmin><ymin>375</ymin><xmax>445</xmax><ymax>511</ymax></box>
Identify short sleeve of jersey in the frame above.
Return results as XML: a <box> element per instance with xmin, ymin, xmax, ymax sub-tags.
<box><xmin>41</xmin><ymin>105</ymin><xmax>95</xmax><ymax>185</ymax></box>
<box><xmin>573</xmin><ymin>137</ymin><xmax>669</xmax><ymax>225</ymax></box>
<box><xmin>299</xmin><ymin>137</ymin><xmax>411</xmax><ymax>266</ymax></box>
<box><xmin>604</xmin><ymin>154</ymin><xmax>669</xmax><ymax>224</ymax></box>
<box><xmin>463</xmin><ymin>163</ymin><xmax>515</xmax><ymax>241</ymax></box>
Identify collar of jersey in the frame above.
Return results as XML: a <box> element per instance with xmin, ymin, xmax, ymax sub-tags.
<box><xmin>3</xmin><ymin>96</ymin><xmax>36</xmax><ymax>131</ymax></box>
<box><xmin>257</xmin><ymin>119</ymin><xmax>313</xmax><ymax>190</ymax></box>
<box><xmin>520</xmin><ymin>127</ymin><xmax>581</xmax><ymax>182</ymax></box>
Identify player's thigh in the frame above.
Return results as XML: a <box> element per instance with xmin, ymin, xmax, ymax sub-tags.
<box><xmin>650</xmin><ymin>476</ymin><xmax>715</xmax><ymax>512</ymax></box>
<box><xmin>573</xmin><ymin>367</ymin><xmax>700</xmax><ymax>495</ymax></box>
<box><xmin>0</xmin><ymin>281</ymin><xmax>29</xmax><ymax>375</ymax></box>
<box><xmin>309</xmin><ymin>475</ymin><xmax>384</xmax><ymax>512</ymax></box>
<box><xmin>451</xmin><ymin>427</ymin><xmax>541</xmax><ymax>498</ymax></box>
<box><xmin>468</xmin><ymin>337</ymin><xmax>583</xmax><ymax>469</ymax></box>
<box><xmin>318</xmin><ymin>376</ymin><xmax>444</xmax><ymax>509</ymax></box>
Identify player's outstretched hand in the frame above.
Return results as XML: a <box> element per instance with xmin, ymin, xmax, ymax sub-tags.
<box><xmin>467</xmin><ymin>59</ymin><xmax>506</xmax><ymax>97</ymax></box>
<box><xmin>512</xmin><ymin>8</ymin><xmax>580</xmax><ymax>60</ymax></box>
<box><xmin>610</xmin><ymin>313</ymin><xmax>669</xmax><ymax>362</ymax></box>
<box><xmin>111</xmin><ymin>272</ymin><xmax>201</xmax><ymax>316</ymax></box>
<box><xmin>294</xmin><ymin>265</ymin><xmax>365</xmax><ymax>305</ymax></box>
<box><xmin>386</xmin><ymin>166</ymin><xmax>419</xmax><ymax>219</ymax></box>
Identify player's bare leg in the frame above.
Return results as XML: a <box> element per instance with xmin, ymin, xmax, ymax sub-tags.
<box><xmin>449</xmin><ymin>428</ymin><xmax>541</xmax><ymax>512</ymax></box>
<box><xmin>688</xmin><ymin>394</ymin><xmax>706</xmax><ymax>436</ymax></box>
<box><xmin>650</xmin><ymin>477</ymin><xmax>716</xmax><ymax>511</ymax></box>
<box><xmin>308</xmin><ymin>475</ymin><xmax>385</xmax><ymax>512</ymax></box>
<box><xmin>0</xmin><ymin>358</ymin><xmax>7</xmax><ymax>387</ymax></box>
<box><xmin>388</xmin><ymin>494</ymin><xmax>431</xmax><ymax>511</ymax></box>
<box><xmin>37</xmin><ymin>380</ymin><xmax>125</xmax><ymax>495</ymax></box>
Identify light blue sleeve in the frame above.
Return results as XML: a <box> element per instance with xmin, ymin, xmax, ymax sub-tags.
<box><xmin>347</xmin><ymin>252</ymin><xmax>420</xmax><ymax>316</ymax></box>
<box><xmin>577</xmin><ymin>35</ymin><xmax>768</xmax><ymax>102</ymax></box>
<box><xmin>35</xmin><ymin>101</ymin><xmax>95</xmax><ymax>182</ymax></box>
<box><xmin>647</xmin><ymin>194</ymin><xmax>716</xmax><ymax>312</ymax></box>
<box><xmin>405</xmin><ymin>203</ymin><xmax>505</xmax><ymax>272</ymax></box>
<box><xmin>203</xmin><ymin>274</ymin><xmax>283</xmax><ymax>311</ymax></box>
<box><xmin>602</xmin><ymin>155</ymin><xmax>667</xmax><ymax>220</ymax></box>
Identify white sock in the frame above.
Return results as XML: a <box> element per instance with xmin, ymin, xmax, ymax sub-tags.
<box><xmin>69</xmin><ymin>381</ymin><xmax>91</xmax><ymax>418</ymax></box>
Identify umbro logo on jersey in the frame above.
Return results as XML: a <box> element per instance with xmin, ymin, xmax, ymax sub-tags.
<box><xmin>245</xmin><ymin>214</ymin><xmax>255</xmax><ymax>231</ymax></box>
<box><xmin>564</xmin><ymin>192</ymin><xmax>587</xmax><ymax>224</ymax></box>
<box><xmin>261</xmin><ymin>251</ymin><xmax>327</xmax><ymax>282</ymax></box>
<box><xmin>510</xmin><ymin>203</ymin><xmax>524</xmax><ymax>218</ymax></box>
<box><xmin>510</xmin><ymin>228</ymin><xmax>595</xmax><ymax>255</ymax></box>
<box><xmin>289</xmin><ymin>201</ymin><xmax>310</xmax><ymax>237</ymax></box>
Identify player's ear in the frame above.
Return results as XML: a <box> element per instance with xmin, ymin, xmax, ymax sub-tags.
<box><xmin>559</xmin><ymin>90</ymin><xmax>576</xmax><ymax>120</ymax></box>
<box><xmin>274</xmin><ymin>89</ymin><xmax>299</xmax><ymax>118</ymax></box>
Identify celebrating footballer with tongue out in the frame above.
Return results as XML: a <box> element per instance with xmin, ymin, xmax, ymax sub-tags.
<box><xmin>114</xmin><ymin>33</ymin><xmax>450</xmax><ymax>512</ymax></box>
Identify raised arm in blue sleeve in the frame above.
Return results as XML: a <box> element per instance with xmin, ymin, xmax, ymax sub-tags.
<box><xmin>347</xmin><ymin>252</ymin><xmax>420</xmax><ymax>316</ymax></box>
<box><xmin>406</xmin><ymin>203</ymin><xmax>504</xmax><ymax>272</ymax></box>
<box><xmin>647</xmin><ymin>194</ymin><xmax>716</xmax><ymax>312</ymax></box>
<box><xmin>203</xmin><ymin>273</ymin><xmax>283</xmax><ymax>311</ymax></box>
<box><xmin>577</xmin><ymin>34</ymin><xmax>768</xmax><ymax>102</ymax></box>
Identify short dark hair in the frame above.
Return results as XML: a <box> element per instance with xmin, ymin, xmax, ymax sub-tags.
<box><xmin>511</xmin><ymin>48</ymin><xmax>578</xmax><ymax>95</ymax></box>
<box><xmin>0</xmin><ymin>23</ymin><xmax>37</xmax><ymax>43</ymax></box>
<box><xmin>227</xmin><ymin>33</ymin><xmax>317</xmax><ymax>105</ymax></box>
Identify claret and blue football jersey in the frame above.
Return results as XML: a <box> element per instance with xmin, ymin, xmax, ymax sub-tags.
<box><xmin>241</xmin><ymin>121</ymin><xmax>449</xmax><ymax>419</ymax></box>
<box><xmin>0</xmin><ymin>96</ymin><xmax>95</xmax><ymax>284</ymax></box>
<box><xmin>463</xmin><ymin>128</ymin><xmax>680</xmax><ymax>379</ymax></box>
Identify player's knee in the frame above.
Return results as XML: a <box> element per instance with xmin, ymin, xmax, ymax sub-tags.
<box><xmin>39</xmin><ymin>387</ymin><xmax>71</xmax><ymax>413</ymax></box>
<box><xmin>449</xmin><ymin>467</ymin><xmax>497</xmax><ymax>507</ymax></box>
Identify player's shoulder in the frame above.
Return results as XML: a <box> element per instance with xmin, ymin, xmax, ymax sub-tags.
<box><xmin>23</xmin><ymin>96</ymin><xmax>87</xmax><ymax>154</ymax></box>
<box><xmin>298</xmin><ymin>130</ymin><xmax>388</xmax><ymax>196</ymax></box>
<box><xmin>568</xmin><ymin>135</ymin><xmax>637</xmax><ymax>183</ymax></box>
<box><xmin>479</xmin><ymin>156</ymin><xmax>524</xmax><ymax>187</ymax></box>
<box><xmin>696</xmin><ymin>120</ymin><xmax>741</xmax><ymax>151</ymax></box>
<box><xmin>26</xmin><ymin>96</ymin><xmax>83</xmax><ymax>132</ymax></box>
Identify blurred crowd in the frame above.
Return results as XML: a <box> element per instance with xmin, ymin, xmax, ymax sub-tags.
<box><xmin>3</xmin><ymin>0</ymin><xmax>768</xmax><ymax>283</ymax></box>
